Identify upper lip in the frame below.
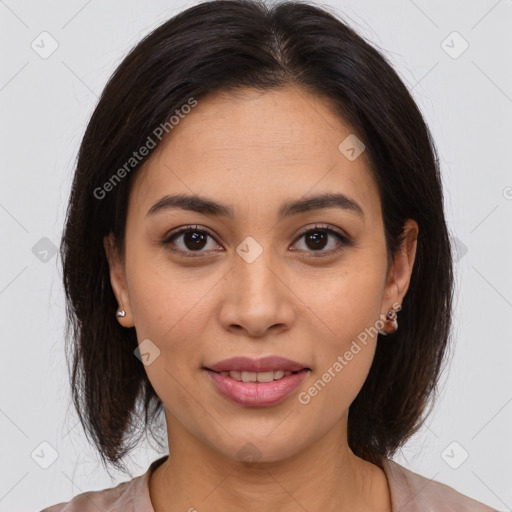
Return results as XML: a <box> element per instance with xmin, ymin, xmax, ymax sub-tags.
<box><xmin>205</xmin><ymin>356</ymin><xmax>310</xmax><ymax>373</ymax></box>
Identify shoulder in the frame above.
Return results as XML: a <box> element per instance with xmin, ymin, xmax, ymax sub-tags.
<box><xmin>39</xmin><ymin>464</ymin><xmax>155</xmax><ymax>512</ymax></box>
<box><xmin>41</xmin><ymin>481</ymin><xmax>132</xmax><ymax>512</ymax></box>
<box><xmin>382</xmin><ymin>457</ymin><xmax>498</xmax><ymax>511</ymax></box>
<box><xmin>40</xmin><ymin>477</ymin><xmax>137</xmax><ymax>512</ymax></box>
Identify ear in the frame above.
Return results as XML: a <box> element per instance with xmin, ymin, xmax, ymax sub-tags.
<box><xmin>103</xmin><ymin>233</ymin><xmax>135</xmax><ymax>328</ymax></box>
<box><xmin>381</xmin><ymin>219</ymin><xmax>418</xmax><ymax>314</ymax></box>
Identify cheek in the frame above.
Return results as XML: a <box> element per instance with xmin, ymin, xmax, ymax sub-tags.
<box><xmin>297</xmin><ymin>260</ymin><xmax>385</xmax><ymax>338</ymax></box>
<box><xmin>293</xmin><ymin>262</ymin><xmax>384</xmax><ymax>416</ymax></box>
<box><xmin>125</xmin><ymin>263</ymin><xmax>214</xmax><ymax>421</ymax></box>
<box><xmin>126</xmin><ymin>250</ymin><xmax>214</xmax><ymax>346</ymax></box>
<box><xmin>296</xmin><ymin>340</ymin><xmax>377</xmax><ymax>442</ymax></box>
<box><xmin>298</xmin><ymin>298</ymin><xmax>380</xmax><ymax>432</ymax></box>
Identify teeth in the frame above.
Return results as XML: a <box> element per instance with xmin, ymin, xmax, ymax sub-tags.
<box><xmin>219</xmin><ymin>370</ymin><xmax>294</xmax><ymax>382</ymax></box>
<box><xmin>241</xmin><ymin>371</ymin><xmax>257</xmax><ymax>382</ymax></box>
<box><xmin>255</xmin><ymin>371</ymin><xmax>274</xmax><ymax>383</ymax></box>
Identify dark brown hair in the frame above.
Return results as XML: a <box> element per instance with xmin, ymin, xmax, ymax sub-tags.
<box><xmin>60</xmin><ymin>0</ymin><xmax>454</xmax><ymax>473</ymax></box>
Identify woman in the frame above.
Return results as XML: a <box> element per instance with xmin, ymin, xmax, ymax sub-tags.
<box><xmin>42</xmin><ymin>0</ymin><xmax>496</xmax><ymax>510</ymax></box>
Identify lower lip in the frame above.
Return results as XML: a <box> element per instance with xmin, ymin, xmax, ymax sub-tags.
<box><xmin>206</xmin><ymin>369</ymin><xmax>309</xmax><ymax>407</ymax></box>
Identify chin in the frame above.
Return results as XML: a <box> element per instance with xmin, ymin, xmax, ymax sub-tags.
<box><xmin>206</xmin><ymin>430</ymin><xmax>307</xmax><ymax>465</ymax></box>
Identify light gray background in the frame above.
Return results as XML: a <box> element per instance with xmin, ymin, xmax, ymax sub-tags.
<box><xmin>1</xmin><ymin>0</ymin><xmax>511</xmax><ymax>510</ymax></box>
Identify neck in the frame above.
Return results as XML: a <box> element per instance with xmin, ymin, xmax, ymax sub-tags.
<box><xmin>149</xmin><ymin>412</ymin><xmax>391</xmax><ymax>512</ymax></box>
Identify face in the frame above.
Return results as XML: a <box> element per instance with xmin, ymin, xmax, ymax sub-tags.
<box><xmin>105</xmin><ymin>85</ymin><xmax>417</xmax><ymax>464</ymax></box>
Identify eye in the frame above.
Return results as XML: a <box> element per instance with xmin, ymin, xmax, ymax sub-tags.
<box><xmin>290</xmin><ymin>224</ymin><xmax>350</xmax><ymax>256</ymax></box>
<box><xmin>162</xmin><ymin>223</ymin><xmax>350</xmax><ymax>257</ymax></box>
<box><xmin>162</xmin><ymin>225</ymin><xmax>222</xmax><ymax>257</ymax></box>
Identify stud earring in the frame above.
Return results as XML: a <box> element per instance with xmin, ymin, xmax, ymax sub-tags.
<box><xmin>378</xmin><ymin>304</ymin><xmax>402</xmax><ymax>336</ymax></box>
<box><xmin>116</xmin><ymin>309</ymin><xmax>126</xmax><ymax>318</ymax></box>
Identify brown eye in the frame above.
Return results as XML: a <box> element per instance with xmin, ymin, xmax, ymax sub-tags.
<box><xmin>182</xmin><ymin>230</ymin><xmax>208</xmax><ymax>250</ymax></box>
<box><xmin>162</xmin><ymin>223</ymin><xmax>350</xmax><ymax>258</ymax></box>
<box><xmin>291</xmin><ymin>225</ymin><xmax>349</xmax><ymax>255</ymax></box>
<box><xmin>304</xmin><ymin>230</ymin><xmax>329</xmax><ymax>250</ymax></box>
<box><xmin>163</xmin><ymin>225</ymin><xmax>221</xmax><ymax>256</ymax></box>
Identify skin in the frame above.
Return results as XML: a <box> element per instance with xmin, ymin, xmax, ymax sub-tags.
<box><xmin>104</xmin><ymin>84</ymin><xmax>418</xmax><ymax>512</ymax></box>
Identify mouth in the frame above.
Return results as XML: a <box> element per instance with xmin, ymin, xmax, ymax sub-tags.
<box><xmin>211</xmin><ymin>369</ymin><xmax>300</xmax><ymax>383</ymax></box>
<box><xmin>202</xmin><ymin>356</ymin><xmax>311</xmax><ymax>407</ymax></box>
<box><xmin>204</xmin><ymin>355</ymin><xmax>311</xmax><ymax>374</ymax></box>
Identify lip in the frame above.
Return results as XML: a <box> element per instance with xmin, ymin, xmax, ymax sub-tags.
<box><xmin>206</xmin><ymin>368</ymin><xmax>309</xmax><ymax>407</ymax></box>
<box><xmin>205</xmin><ymin>356</ymin><xmax>310</xmax><ymax>373</ymax></box>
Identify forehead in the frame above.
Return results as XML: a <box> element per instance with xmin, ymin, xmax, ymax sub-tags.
<box><xmin>129</xmin><ymin>86</ymin><xmax>381</xmax><ymax>225</ymax></box>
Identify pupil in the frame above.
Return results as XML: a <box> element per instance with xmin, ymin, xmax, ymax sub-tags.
<box><xmin>185</xmin><ymin>231</ymin><xmax>207</xmax><ymax>250</ymax></box>
<box><xmin>182</xmin><ymin>230</ymin><xmax>328</xmax><ymax>251</ymax></box>
<box><xmin>306</xmin><ymin>231</ymin><xmax>327</xmax><ymax>250</ymax></box>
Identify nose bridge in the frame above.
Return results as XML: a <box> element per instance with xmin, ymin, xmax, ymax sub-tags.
<box><xmin>219</xmin><ymin>234</ymin><xmax>292</xmax><ymax>334</ymax></box>
<box><xmin>233</xmin><ymin>234</ymin><xmax>282</xmax><ymax>303</ymax></box>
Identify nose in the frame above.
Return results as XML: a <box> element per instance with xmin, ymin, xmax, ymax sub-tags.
<box><xmin>218</xmin><ymin>243</ymin><xmax>295</xmax><ymax>338</ymax></box>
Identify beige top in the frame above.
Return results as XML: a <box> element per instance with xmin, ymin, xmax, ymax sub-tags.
<box><xmin>41</xmin><ymin>455</ymin><xmax>497</xmax><ymax>511</ymax></box>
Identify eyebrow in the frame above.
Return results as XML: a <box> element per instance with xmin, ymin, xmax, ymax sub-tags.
<box><xmin>146</xmin><ymin>192</ymin><xmax>364</xmax><ymax>221</ymax></box>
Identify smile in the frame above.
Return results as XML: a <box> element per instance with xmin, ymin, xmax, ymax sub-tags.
<box><xmin>205</xmin><ymin>368</ymin><xmax>309</xmax><ymax>407</ymax></box>
<box><xmin>218</xmin><ymin>370</ymin><xmax>294</xmax><ymax>382</ymax></box>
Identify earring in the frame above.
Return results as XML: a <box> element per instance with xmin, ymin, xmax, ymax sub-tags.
<box><xmin>378</xmin><ymin>304</ymin><xmax>402</xmax><ymax>336</ymax></box>
<box><xmin>116</xmin><ymin>309</ymin><xmax>126</xmax><ymax>318</ymax></box>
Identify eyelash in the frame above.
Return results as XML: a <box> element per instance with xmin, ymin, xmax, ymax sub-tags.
<box><xmin>161</xmin><ymin>224</ymin><xmax>351</xmax><ymax>258</ymax></box>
